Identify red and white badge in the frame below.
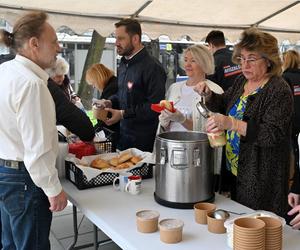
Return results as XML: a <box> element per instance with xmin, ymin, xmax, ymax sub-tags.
<box><xmin>127</xmin><ymin>81</ymin><xmax>134</xmax><ymax>90</ymax></box>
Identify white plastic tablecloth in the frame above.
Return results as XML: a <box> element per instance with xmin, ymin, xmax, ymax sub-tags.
<box><xmin>61</xmin><ymin>179</ymin><xmax>300</xmax><ymax>250</ymax></box>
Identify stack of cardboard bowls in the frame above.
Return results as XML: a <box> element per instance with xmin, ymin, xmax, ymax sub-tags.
<box><xmin>233</xmin><ymin>217</ymin><xmax>265</xmax><ymax>250</ymax></box>
<box><xmin>257</xmin><ymin>217</ymin><xmax>282</xmax><ymax>250</ymax></box>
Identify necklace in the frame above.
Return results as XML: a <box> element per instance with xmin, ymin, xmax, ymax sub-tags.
<box><xmin>243</xmin><ymin>78</ymin><xmax>268</xmax><ymax>96</ymax></box>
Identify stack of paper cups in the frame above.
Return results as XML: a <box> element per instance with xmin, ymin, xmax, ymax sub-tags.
<box><xmin>233</xmin><ymin>217</ymin><xmax>265</xmax><ymax>250</ymax></box>
<box><xmin>257</xmin><ymin>217</ymin><xmax>282</xmax><ymax>250</ymax></box>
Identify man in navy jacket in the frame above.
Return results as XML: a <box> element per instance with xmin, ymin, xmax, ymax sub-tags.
<box><xmin>103</xmin><ymin>19</ymin><xmax>166</xmax><ymax>152</ymax></box>
<box><xmin>205</xmin><ymin>30</ymin><xmax>241</xmax><ymax>91</ymax></box>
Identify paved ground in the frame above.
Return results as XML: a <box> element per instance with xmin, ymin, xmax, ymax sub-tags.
<box><xmin>50</xmin><ymin>201</ymin><xmax>121</xmax><ymax>250</ymax></box>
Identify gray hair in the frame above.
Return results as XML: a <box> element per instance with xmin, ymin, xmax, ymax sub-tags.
<box><xmin>46</xmin><ymin>56</ymin><xmax>69</xmax><ymax>77</ymax></box>
<box><xmin>183</xmin><ymin>45</ymin><xmax>215</xmax><ymax>75</ymax></box>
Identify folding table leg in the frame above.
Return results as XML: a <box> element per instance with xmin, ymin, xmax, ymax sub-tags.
<box><xmin>67</xmin><ymin>205</ymin><xmax>79</xmax><ymax>250</ymax></box>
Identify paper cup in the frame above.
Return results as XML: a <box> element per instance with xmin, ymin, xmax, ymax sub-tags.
<box><xmin>159</xmin><ymin>219</ymin><xmax>184</xmax><ymax>244</ymax></box>
<box><xmin>136</xmin><ymin>210</ymin><xmax>159</xmax><ymax>233</ymax></box>
<box><xmin>257</xmin><ymin>217</ymin><xmax>282</xmax><ymax>250</ymax></box>
<box><xmin>194</xmin><ymin>202</ymin><xmax>216</xmax><ymax>224</ymax></box>
<box><xmin>207</xmin><ymin>131</ymin><xmax>226</xmax><ymax>147</ymax></box>
<box><xmin>234</xmin><ymin>217</ymin><xmax>266</xmax><ymax>231</ymax></box>
<box><xmin>93</xmin><ymin>106</ymin><xmax>108</xmax><ymax>121</ymax></box>
<box><xmin>233</xmin><ymin>218</ymin><xmax>265</xmax><ymax>250</ymax></box>
<box><xmin>207</xmin><ymin>211</ymin><xmax>226</xmax><ymax>234</ymax></box>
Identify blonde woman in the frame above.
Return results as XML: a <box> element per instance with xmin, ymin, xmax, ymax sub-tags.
<box><xmin>86</xmin><ymin>63</ymin><xmax>118</xmax><ymax>133</ymax></box>
<box><xmin>158</xmin><ymin>44</ymin><xmax>223</xmax><ymax>132</ymax></box>
<box><xmin>86</xmin><ymin>63</ymin><xmax>118</xmax><ymax>97</ymax></box>
<box><xmin>158</xmin><ymin>44</ymin><xmax>223</xmax><ymax>179</ymax></box>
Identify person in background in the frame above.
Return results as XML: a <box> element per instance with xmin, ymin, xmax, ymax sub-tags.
<box><xmin>95</xmin><ymin>18</ymin><xmax>166</xmax><ymax>152</ymax></box>
<box><xmin>46</xmin><ymin>56</ymin><xmax>82</xmax><ymax>105</ymax></box>
<box><xmin>0</xmin><ymin>52</ymin><xmax>15</xmax><ymax>64</ymax></box>
<box><xmin>282</xmin><ymin>50</ymin><xmax>300</xmax><ymax>227</ymax></box>
<box><xmin>205</xmin><ymin>30</ymin><xmax>241</xmax><ymax>91</ymax></box>
<box><xmin>86</xmin><ymin>63</ymin><xmax>119</xmax><ymax>133</ymax></box>
<box><xmin>48</xmin><ymin>80</ymin><xmax>95</xmax><ymax>142</ymax></box>
<box><xmin>0</xmin><ymin>11</ymin><xmax>67</xmax><ymax>250</ymax></box>
<box><xmin>194</xmin><ymin>28</ymin><xmax>293</xmax><ymax>217</ymax></box>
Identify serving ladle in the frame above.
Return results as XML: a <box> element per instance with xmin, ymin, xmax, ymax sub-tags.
<box><xmin>212</xmin><ymin>209</ymin><xmax>246</xmax><ymax>220</ymax></box>
<box><xmin>196</xmin><ymin>98</ymin><xmax>211</xmax><ymax>119</ymax></box>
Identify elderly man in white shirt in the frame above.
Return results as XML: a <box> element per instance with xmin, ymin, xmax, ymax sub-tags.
<box><xmin>0</xmin><ymin>11</ymin><xmax>67</xmax><ymax>250</ymax></box>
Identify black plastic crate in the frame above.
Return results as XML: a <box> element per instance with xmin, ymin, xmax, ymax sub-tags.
<box><xmin>65</xmin><ymin>160</ymin><xmax>153</xmax><ymax>190</ymax></box>
<box><xmin>94</xmin><ymin>127</ymin><xmax>116</xmax><ymax>153</ymax></box>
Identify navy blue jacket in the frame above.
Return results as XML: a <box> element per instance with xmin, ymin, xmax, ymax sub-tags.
<box><xmin>208</xmin><ymin>48</ymin><xmax>241</xmax><ymax>91</ymax></box>
<box><xmin>111</xmin><ymin>48</ymin><xmax>166</xmax><ymax>151</ymax></box>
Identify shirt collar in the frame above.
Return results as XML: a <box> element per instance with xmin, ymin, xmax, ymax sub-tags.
<box><xmin>125</xmin><ymin>46</ymin><xmax>144</xmax><ymax>60</ymax></box>
<box><xmin>15</xmin><ymin>55</ymin><xmax>49</xmax><ymax>83</ymax></box>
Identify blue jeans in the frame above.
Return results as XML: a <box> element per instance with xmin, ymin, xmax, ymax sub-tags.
<box><xmin>0</xmin><ymin>164</ymin><xmax>52</xmax><ymax>250</ymax></box>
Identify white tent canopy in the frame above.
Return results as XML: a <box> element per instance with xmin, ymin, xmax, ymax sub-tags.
<box><xmin>1</xmin><ymin>0</ymin><xmax>300</xmax><ymax>42</ymax></box>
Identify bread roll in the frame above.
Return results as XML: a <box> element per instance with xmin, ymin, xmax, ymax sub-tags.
<box><xmin>118</xmin><ymin>152</ymin><xmax>133</xmax><ymax>163</ymax></box>
<box><xmin>160</xmin><ymin>100</ymin><xmax>172</xmax><ymax>111</ymax></box>
<box><xmin>126</xmin><ymin>161</ymin><xmax>134</xmax><ymax>168</ymax></box>
<box><xmin>115</xmin><ymin>162</ymin><xmax>130</xmax><ymax>169</ymax></box>
<box><xmin>109</xmin><ymin>157</ymin><xmax>119</xmax><ymax>167</ymax></box>
<box><xmin>91</xmin><ymin>158</ymin><xmax>110</xmax><ymax>169</ymax></box>
<box><xmin>130</xmin><ymin>156</ymin><xmax>142</xmax><ymax>164</ymax></box>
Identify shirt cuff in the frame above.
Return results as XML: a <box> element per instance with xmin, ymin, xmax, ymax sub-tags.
<box><xmin>42</xmin><ymin>182</ymin><xmax>63</xmax><ymax>197</ymax></box>
<box><xmin>123</xmin><ymin>108</ymin><xmax>135</xmax><ymax>119</ymax></box>
<box><xmin>120</xmin><ymin>110</ymin><xmax>124</xmax><ymax>119</ymax></box>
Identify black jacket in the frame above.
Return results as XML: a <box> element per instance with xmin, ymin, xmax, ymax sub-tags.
<box><xmin>111</xmin><ymin>48</ymin><xmax>166</xmax><ymax>152</ymax></box>
<box><xmin>283</xmin><ymin>68</ymin><xmax>300</xmax><ymax>194</ymax></box>
<box><xmin>207</xmin><ymin>48</ymin><xmax>242</xmax><ymax>91</ymax></box>
<box><xmin>48</xmin><ymin>79</ymin><xmax>95</xmax><ymax>141</ymax></box>
<box><xmin>291</xmin><ymin>161</ymin><xmax>300</xmax><ymax>195</ymax></box>
<box><xmin>283</xmin><ymin>68</ymin><xmax>300</xmax><ymax>132</ymax></box>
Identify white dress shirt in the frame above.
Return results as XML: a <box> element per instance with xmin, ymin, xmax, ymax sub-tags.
<box><xmin>0</xmin><ymin>55</ymin><xmax>62</xmax><ymax>197</ymax></box>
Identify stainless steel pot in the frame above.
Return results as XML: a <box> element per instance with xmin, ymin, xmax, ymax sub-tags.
<box><xmin>154</xmin><ymin>131</ymin><xmax>214</xmax><ymax>208</ymax></box>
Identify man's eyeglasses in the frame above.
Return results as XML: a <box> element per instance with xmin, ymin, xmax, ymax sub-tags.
<box><xmin>236</xmin><ymin>56</ymin><xmax>265</xmax><ymax>65</ymax></box>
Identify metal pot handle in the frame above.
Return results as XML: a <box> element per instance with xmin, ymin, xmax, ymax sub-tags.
<box><xmin>193</xmin><ymin>148</ymin><xmax>201</xmax><ymax>167</ymax></box>
<box><xmin>160</xmin><ymin>147</ymin><xmax>167</xmax><ymax>165</ymax></box>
